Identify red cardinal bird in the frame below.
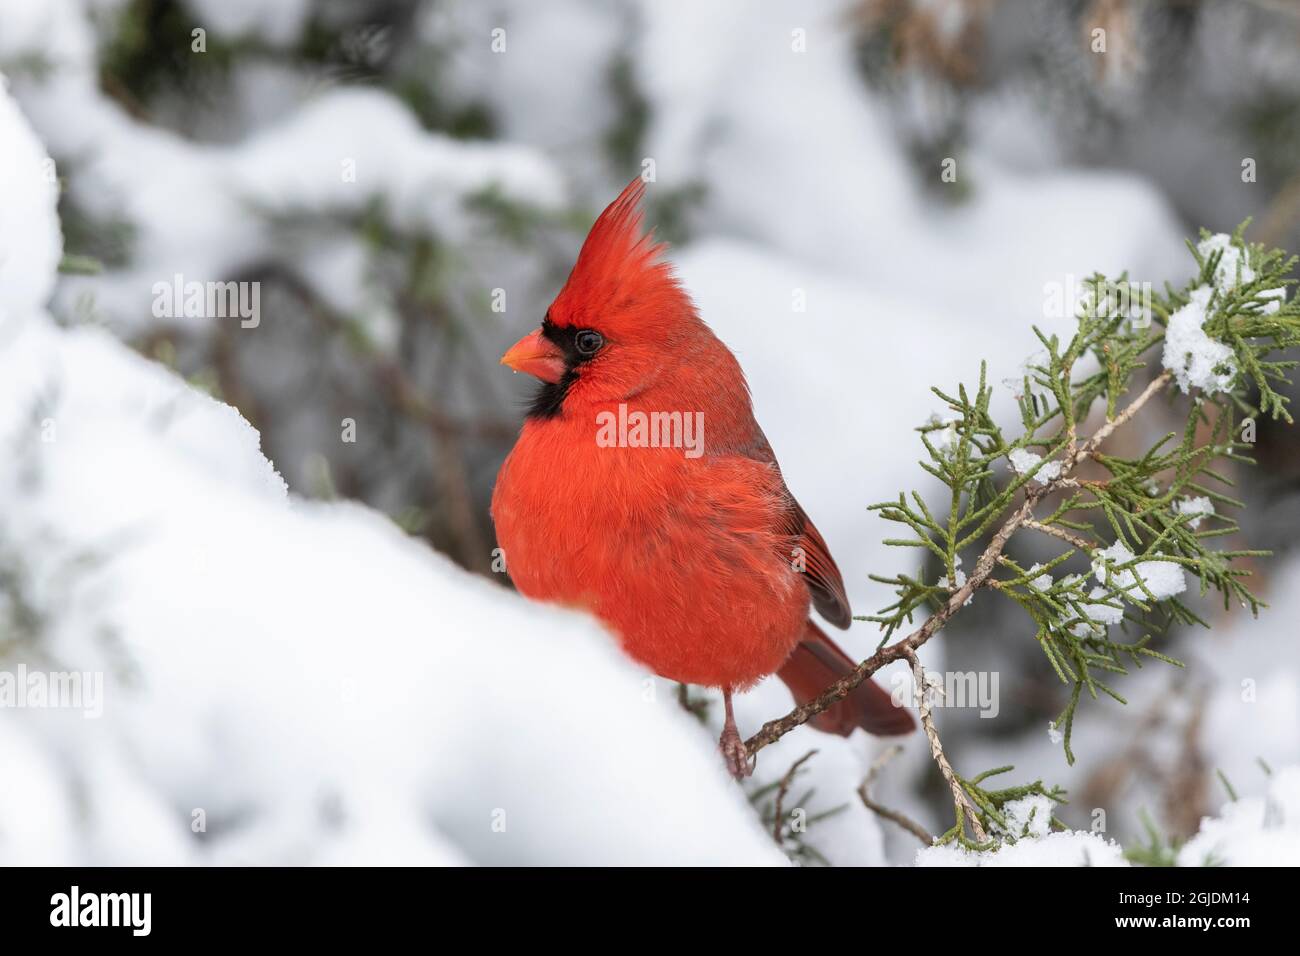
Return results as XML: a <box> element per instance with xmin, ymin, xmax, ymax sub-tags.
<box><xmin>491</xmin><ymin>179</ymin><xmax>914</xmax><ymax>779</ymax></box>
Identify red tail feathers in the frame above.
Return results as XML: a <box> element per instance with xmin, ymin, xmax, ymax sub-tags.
<box><xmin>776</xmin><ymin>621</ymin><xmax>915</xmax><ymax>737</ymax></box>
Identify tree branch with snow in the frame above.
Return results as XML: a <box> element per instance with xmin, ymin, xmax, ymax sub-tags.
<box><xmin>745</xmin><ymin>228</ymin><xmax>1300</xmax><ymax>849</ymax></box>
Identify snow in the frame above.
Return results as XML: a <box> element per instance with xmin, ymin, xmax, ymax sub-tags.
<box><xmin>421</xmin><ymin>0</ymin><xmax>624</xmax><ymax>180</ymax></box>
<box><xmin>943</xmin><ymin>556</ymin><xmax>973</xmax><ymax>606</ymax></box>
<box><xmin>0</xmin><ymin>84</ymin><xmax>62</xmax><ymax>320</ymax></box>
<box><xmin>926</xmin><ymin>411</ymin><xmax>962</xmax><ymax>458</ymax></box>
<box><xmin>1258</xmin><ymin>286</ymin><xmax>1288</xmax><ymax>315</ymax></box>
<box><xmin>1028</xmin><ymin>564</ymin><xmax>1054</xmax><ymax>592</ymax></box>
<box><xmin>1</xmin><ymin>1</ymin><xmax>566</xmax><ymax>333</ymax></box>
<box><xmin>1</xmin><ymin>315</ymin><xmax>794</xmax><ymax>866</ymax></box>
<box><xmin>917</xmin><ymin>830</ymin><xmax>1129</xmax><ymax>867</ymax></box>
<box><xmin>1001</xmin><ymin>350</ymin><xmax>1050</xmax><ymax>400</ymax></box>
<box><xmin>1071</xmin><ymin>587</ymin><xmax>1127</xmax><ymax>636</ymax></box>
<box><xmin>0</xmin><ymin>718</ymin><xmax>81</xmax><ymax>865</ymax></box>
<box><xmin>960</xmin><ymin>548</ymin><xmax>1300</xmax><ymax>865</ymax></box>
<box><xmin>1173</xmin><ymin>495</ymin><xmax>1216</xmax><ymax>529</ymax></box>
<box><xmin>1177</xmin><ymin>766</ymin><xmax>1300</xmax><ymax>867</ymax></box>
<box><xmin>185</xmin><ymin>0</ymin><xmax>311</xmax><ymax>46</ymax></box>
<box><xmin>1197</xmin><ymin>233</ymin><xmax>1255</xmax><ymax>289</ymax></box>
<box><xmin>61</xmin><ymin>83</ymin><xmax>564</xmax><ymax>332</ymax></box>
<box><xmin>916</xmin><ymin>768</ymin><xmax>1300</xmax><ymax>866</ymax></box>
<box><xmin>1126</xmin><ymin>562</ymin><xmax>1186</xmax><ymax>601</ymax></box>
<box><xmin>1008</xmin><ymin>448</ymin><xmax>1062</xmax><ymax>484</ymax></box>
<box><xmin>1090</xmin><ymin>541</ymin><xmax>1186</xmax><ymax>601</ymax></box>
<box><xmin>1162</xmin><ymin>285</ymin><xmax>1237</xmax><ymax>394</ymax></box>
<box><xmin>996</xmin><ymin>793</ymin><xmax>1056</xmax><ymax>839</ymax></box>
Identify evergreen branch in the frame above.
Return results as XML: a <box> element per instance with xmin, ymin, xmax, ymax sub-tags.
<box><xmin>747</xmin><ymin>228</ymin><xmax>1299</xmax><ymax>784</ymax></box>
<box><xmin>744</xmin><ymin>361</ymin><xmax>1170</xmax><ymax>757</ymax></box>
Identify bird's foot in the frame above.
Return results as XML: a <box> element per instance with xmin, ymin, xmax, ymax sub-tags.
<box><xmin>718</xmin><ymin>723</ymin><xmax>753</xmax><ymax>781</ymax></box>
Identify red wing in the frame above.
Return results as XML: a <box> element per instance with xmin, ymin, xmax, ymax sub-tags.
<box><xmin>792</xmin><ymin>502</ymin><xmax>852</xmax><ymax>630</ymax></box>
<box><xmin>738</xmin><ymin>429</ymin><xmax>852</xmax><ymax>629</ymax></box>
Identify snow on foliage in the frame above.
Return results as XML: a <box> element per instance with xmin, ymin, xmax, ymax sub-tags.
<box><xmin>1258</xmin><ymin>286</ymin><xmax>1288</xmax><ymax>315</ymax></box>
<box><xmin>916</xmin><ymin>769</ymin><xmax>1300</xmax><ymax>867</ymax></box>
<box><xmin>1197</xmin><ymin>233</ymin><xmax>1255</xmax><ymax>289</ymax></box>
<box><xmin>1</xmin><ymin>0</ymin><xmax>566</xmax><ymax>332</ymax></box>
<box><xmin>1008</xmin><ymin>448</ymin><xmax>1062</xmax><ymax>484</ymax></box>
<box><xmin>1090</xmin><ymin>541</ymin><xmax>1186</xmax><ymax>602</ymax></box>
<box><xmin>1162</xmin><ymin>285</ymin><xmax>1237</xmax><ymax>394</ymax></box>
<box><xmin>1027</xmin><ymin>564</ymin><xmax>1054</xmax><ymax>592</ymax></box>
<box><xmin>1069</xmin><ymin>588</ymin><xmax>1126</xmax><ymax>637</ymax></box>
<box><xmin>996</xmin><ymin>794</ymin><xmax>1055</xmax><ymax>839</ymax></box>
<box><xmin>1173</xmin><ymin>495</ymin><xmax>1216</xmax><ymax>529</ymax></box>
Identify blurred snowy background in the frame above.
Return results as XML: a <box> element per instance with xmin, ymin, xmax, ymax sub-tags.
<box><xmin>1</xmin><ymin>0</ymin><xmax>1298</xmax><ymax>865</ymax></box>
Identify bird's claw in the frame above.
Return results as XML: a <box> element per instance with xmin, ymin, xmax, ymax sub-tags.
<box><xmin>719</xmin><ymin>725</ymin><xmax>753</xmax><ymax>781</ymax></box>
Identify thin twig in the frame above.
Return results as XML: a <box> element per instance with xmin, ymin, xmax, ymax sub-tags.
<box><xmin>772</xmin><ymin>749</ymin><xmax>818</xmax><ymax>844</ymax></box>
<box><xmin>857</xmin><ymin>744</ymin><xmax>934</xmax><ymax>846</ymax></box>
<box><xmin>1072</xmin><ymin>370</ymin><xmax>1172</xmax><ymax>468</ymax></box>
<box><xmin>906</xmin><ymin>649</ymin><xmax>987</xmax><ymax>843</ymax></box>
<box><xmin>1023</xmin><ymin>518</ymin><xmax>1094</xmax><ymax>551</ymax></box>
<box><xmin>744</xmin><ymin>493</ymin><xmax>1032</xmax><ymax>755</ymax></box>
<box><xmin>743</xmin><ymin>369</ymin><xmax>1174</xmax><ymax>758</ymax></box>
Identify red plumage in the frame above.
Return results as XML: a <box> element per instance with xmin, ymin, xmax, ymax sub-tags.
<box><xmin>491</xmin><ymin>179</ymin><xmax>913</xmax><ymax>776</ymax></box>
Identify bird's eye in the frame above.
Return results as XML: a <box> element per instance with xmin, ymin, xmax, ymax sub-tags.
<box><xmin>574</xmin><ymin>329</ymin><xmax>604</xmax><ymax>356</ymax></box>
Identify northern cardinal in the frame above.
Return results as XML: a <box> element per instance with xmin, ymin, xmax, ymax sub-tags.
<box><xmin>491</xmin><ymin>179</ymin><xmax>914</xmax><ymax>779</ymax></box>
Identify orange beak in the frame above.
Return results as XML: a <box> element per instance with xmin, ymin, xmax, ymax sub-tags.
<box><xmin>500</xmin><ymin>329</ymin><xmax>566</xmax><ymax>384</ymax></box>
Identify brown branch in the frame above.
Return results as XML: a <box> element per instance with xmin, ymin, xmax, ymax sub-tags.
<box><xmin>743</xmin><ymin>368</ymin><xmax>1174</xmax><ymax>759</ymax></box>
<box><xmin>907</xmin><ymin>649</ymin><xmax>987</xmax><ymax>843</ymax></box>
<box><xmin>772</xmin><ymin>749</ymin><xmax>818</xmax><ymax>844</ymax></box>
<box><xmin>857</xmin><ymin>744</ymin><xmax>934</xmax><ymax>846</ymax></box>
<box><xmin>1023</xmin><ymin>519</ymin><xmax>1094</xmax><ymax>551</ymax></box>
<box><xmin>744</xmin><ymin>492</ymin><xmax>1033</xmax><ymax>756</ymax></box>
<box><xmin>1071</xmin><ymin>370</ymin><xmax>1172</xmax><ymax>469</ymax></box>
